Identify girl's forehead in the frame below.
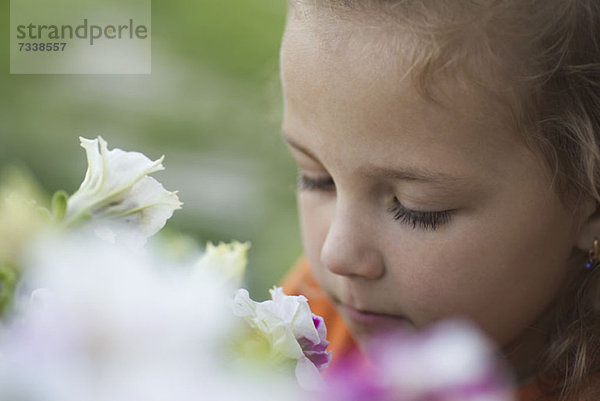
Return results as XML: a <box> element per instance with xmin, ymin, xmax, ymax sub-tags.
<box><xmin>281</xmin><ymin>20</ymin><xmax>524</xmax><ymax>161</ymax></box>
<box><xmin>281</xmin><ymin>13</ymin><xmax>527</xmax><ymax>131</ymax></box>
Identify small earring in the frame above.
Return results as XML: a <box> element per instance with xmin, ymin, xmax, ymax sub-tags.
<box><xmin>585</xmin><ymin>236</ymin><xmax>600</xmax><ymax>270</ymax></box>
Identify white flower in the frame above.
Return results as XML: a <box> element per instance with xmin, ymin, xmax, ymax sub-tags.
<box><xmin>65</xmin><ymin>136</ymin><xmax>182</xmax><ymax>242</ymax></box>
<box><xmin>232</xmin><ymin>286</ymin><xmax>331</xmax><ymax>391</ymax></box>
<box><xmin>0</xmin><ymin>231</ymin><xmax>305</xmax><ymax>401</ymax></box>
<box><xmin>193</xmin><ymin>241</ymin><xmax>251</xmax><ymax>287</ymax></box>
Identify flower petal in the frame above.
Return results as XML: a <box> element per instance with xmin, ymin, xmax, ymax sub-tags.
<box><xmin>295</xmin><ymin>356</ymin><xmax>326</xmax><ymax>391</ymax></box>
<box><xmin>65</xmin><ymin>137</ymin><xmax>181</xmax><ymax>242</ymax></box>
<box><xmin>94</xmin><ymin>176</ymin><xmax>182</xmax><ymax>237</ymax></box>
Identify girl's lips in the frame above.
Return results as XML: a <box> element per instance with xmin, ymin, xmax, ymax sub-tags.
<box><xmin>341</xmin><ymin>304</ymin><xmax>413</xmax><ymax>329</ymax></box>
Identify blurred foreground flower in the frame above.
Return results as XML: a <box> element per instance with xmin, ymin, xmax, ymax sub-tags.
<box><xmin>322</xmin><ymin>319</ymin><xmax>516</xmax><ymax>401</ymax></box>
<box><xmin>64</xmin><ymin>136</ymin><xmax>182</xmax><ymax>244</ymax></box>
<box><xmin>232</xmin><ymin>286</ymin><xmax>332</xmax><ymax>390</ymax></box>
<box><xmin>0</xmin><ymin>232</ymin><xmax>305</xmax><ymax>401</ymax></box>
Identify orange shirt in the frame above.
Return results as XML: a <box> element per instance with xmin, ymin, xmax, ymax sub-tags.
<box><xmin>281</xmin><ymin>256</ymin><xmax>558</xmax><ymax>401</ymax></box>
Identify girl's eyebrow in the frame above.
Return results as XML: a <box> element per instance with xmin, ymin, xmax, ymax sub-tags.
<box><xmin>284</xmin><ymin>134</ymin><xmax>478</xmax><ymax>186</ymax></box>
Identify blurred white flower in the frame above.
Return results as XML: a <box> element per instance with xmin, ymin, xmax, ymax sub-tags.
<box><xmin>193</xmin><ymin>241</ymin><xmax>251</xmax><ymax>287</ymax></box>
<box><xmin>232</xmin><ymin>286</ymin><xmax>331</xmax><ymax>391</ymax></box>
<box><xmin>0</xmin><ymin>231</ymin><xmax>304</xmax><ymax>401</ymax></box>
<box><xmin>65</xmin><ymin>136</ymin><xmax>182</xmax><ymax>243</ymax></box>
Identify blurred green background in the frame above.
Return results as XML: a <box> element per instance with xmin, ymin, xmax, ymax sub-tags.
<box><xmin>0</xmin><ymin>0</ymin><xmax>303</xmax><ymax>298</ymax></box>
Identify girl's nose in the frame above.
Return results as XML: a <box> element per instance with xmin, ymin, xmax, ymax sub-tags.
<box><xmin>320</xmin><ymin>200</ymin><xmax>385</xmax><ymax>280</ymax></box>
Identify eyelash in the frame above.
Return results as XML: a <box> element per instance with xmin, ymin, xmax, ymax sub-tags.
<box><xmin>297</xmin><ymin>174</ymin><xmax>335</xmax><ymax>191</ymax></box>
<box><xmin>297</xmin><ymin>173</ymin><xmax>454</xmax><ymax>231</ymax></box>
<box><xmin>387</xmin><ymin>197</ymin><xmax>453</xmax><ymax>231</ymax></box>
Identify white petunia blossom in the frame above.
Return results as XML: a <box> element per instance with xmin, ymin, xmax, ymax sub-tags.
<box><xmin>193</xmin><ymin>241</ymin><xmax>251</xmax><ymax>287</ymax></box>
<box><xmin>65</xmin><ymin>136</ymin><xmax>182</xmax><ymax>243</ymax></box>
<box><xmin>232</xmin><ymin>286</ymin><xmax>331</xmax><ymax>391</ymax></box>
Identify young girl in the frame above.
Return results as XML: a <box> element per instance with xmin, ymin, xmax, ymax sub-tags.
<box><xmin>279</xmin><ymin>1</ymin><xmax>600</xmax><ymax>400</ymax></box>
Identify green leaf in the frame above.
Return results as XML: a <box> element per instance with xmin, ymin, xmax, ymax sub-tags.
<box><xmin>51</xmin><ymin>190</ymin><xmax>69</xmax><ymax>222</ymax></box>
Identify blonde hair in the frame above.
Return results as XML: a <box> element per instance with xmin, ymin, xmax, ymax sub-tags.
<box><xmin>285</xmin><ymin>1</ymin><xmax>600</xmax><ymax>399</ymax></box>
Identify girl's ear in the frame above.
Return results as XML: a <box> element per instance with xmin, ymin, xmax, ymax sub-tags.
<box><xmin>575</xmin><ymin>198</ymin><xmax>600</xmax><ymax>252</ymax></box>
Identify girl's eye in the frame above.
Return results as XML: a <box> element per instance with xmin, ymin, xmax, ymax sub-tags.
<box><xmin>298</xmin><ymin>173</ymin><xmax>453</xmax><ymax>231</ymax></box>
<box><xmin>388</xmin><ymin>197</ymin><xmax>454</xmax><ymax>231</ymax></box>
<box><xmin>297</xmin><ymin>173</ymin><xmax>335</xmax><ymax>191</ymax></box>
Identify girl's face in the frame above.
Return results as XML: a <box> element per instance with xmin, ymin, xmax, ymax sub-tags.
<box><xmin>280</xmin><ymin>17</ymin><xmax>594</xmax><ymax>376</ymax></box>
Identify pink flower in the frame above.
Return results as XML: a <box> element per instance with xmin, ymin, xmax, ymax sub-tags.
<box><xmin>319</xmin><ymin>319</ymin><xmax>516</xmax><ymax>401</ymax></box>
